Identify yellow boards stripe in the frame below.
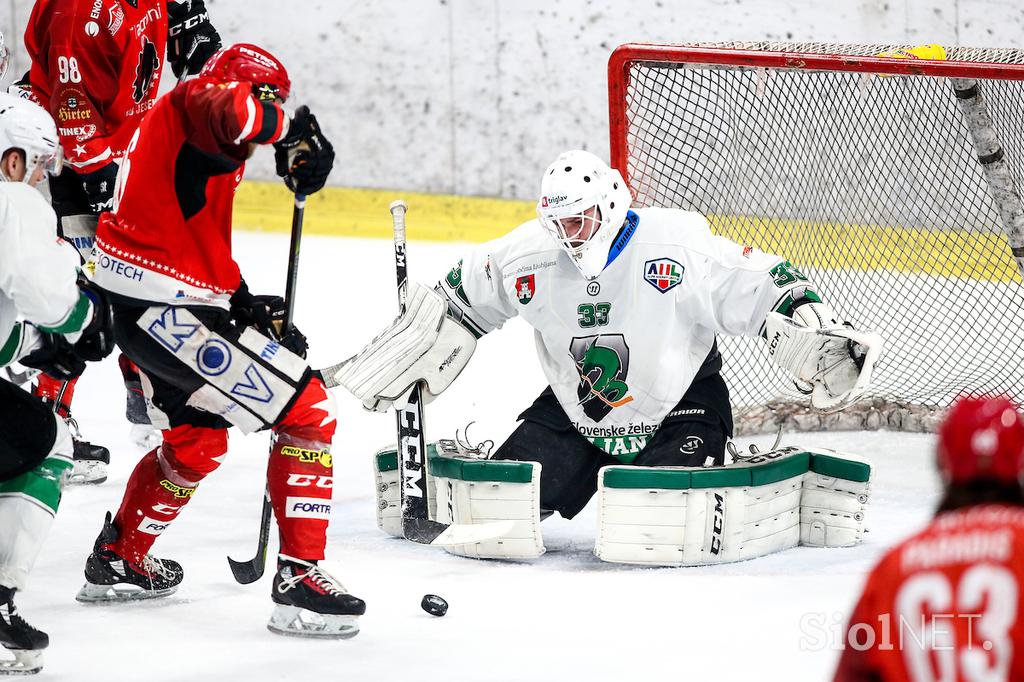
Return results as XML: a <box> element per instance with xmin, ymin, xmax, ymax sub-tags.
<box><xmin>234</xmin><ymin>181</ymin><xmax>535</xmax><ymax>243</ymax></box>
<box><xmin>234</xmin><ymin>181</ymin><xmax>1022</xmax><ymax>283</ymax></box>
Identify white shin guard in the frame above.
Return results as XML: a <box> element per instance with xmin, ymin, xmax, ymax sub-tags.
<box><xmin>0</xmin><ymin>417</ymin><xmax>73</xmax><ymax>589</ymax></box>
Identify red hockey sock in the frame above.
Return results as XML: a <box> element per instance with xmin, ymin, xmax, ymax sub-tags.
<box><xmin>109</xmin><ymin>425</ymin><xmax>227</xmax><ymax>564</ymax></box>
<box><xmin>268</xmin><ymin>378</ymin><xmax>337</xmax><ymax>560</ymax></box>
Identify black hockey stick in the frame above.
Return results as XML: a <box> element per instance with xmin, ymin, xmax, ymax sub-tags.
<box><xmin>227</xmin><ymin>192</ymin><xmax>306</xmax><ymax>584</ymax></box>
<box><xmin>389</xmin><ymin>201</ymin><xmax>513</xmax><ymax>545</ymax></box>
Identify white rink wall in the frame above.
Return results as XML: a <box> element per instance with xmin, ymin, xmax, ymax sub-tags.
<box><xmin>3</xmin><ymin>0</ymin><xmax>1022</xmax><ymax>199</ymax></box>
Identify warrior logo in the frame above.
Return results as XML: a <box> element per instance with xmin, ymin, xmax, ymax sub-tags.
<box><xmin>516</xmin><ymin>274</ymin><xmax>535</xmax><ymax>305</ymax></box>
<box><xmin>132</xmin><ymin>36</ymin><xmax>160</xmax><ymax>103</ymax></box>
<box><xmin>569</xmin><ymin>334</ymin><xmax>634</xmax><ymax>422</ymax></box>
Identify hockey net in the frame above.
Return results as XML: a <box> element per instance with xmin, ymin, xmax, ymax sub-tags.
<box><xmin>608</xmin><ymin>42</ymin><xmax>1024</xmax><ymax>434</ymax></box>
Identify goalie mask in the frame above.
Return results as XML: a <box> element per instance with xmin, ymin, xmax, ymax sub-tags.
<box><xmin>0</xmin><ymin>93</ymin><xmax>63</xmax><ymax>183</ymax></box>
<box><xmin>537</xmin><ymin>150</ymin><xmax>632</xmax><ymax>280</ymax></box>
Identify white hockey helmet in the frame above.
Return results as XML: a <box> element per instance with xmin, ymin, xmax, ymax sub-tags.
<box><xmin>537</xmin><ymin>150</ymin><xmax>632</xmax><ymax>280</ymax></box>
<box><xmin>0</xmin><ymin>92</ymin><xmax>63</xmax><ymax>182</ymax></box>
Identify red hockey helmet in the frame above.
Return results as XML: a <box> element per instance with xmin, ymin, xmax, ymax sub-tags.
<box><xmin>199</xmin><ymin>43</ymin><xmax>291</xmax><ymax>103</ymax></box>
<box><xmin>937</xmin><ymin>396</ymin><xmax>1024</xmax><ymax>485</ymax></box>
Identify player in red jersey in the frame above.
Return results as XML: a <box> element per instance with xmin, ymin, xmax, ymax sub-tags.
<box><xmin>20</xmin><ymin>0</ymin><xmax>222</xmax><ymax>478</ymax></box>
<box><xmin>75</xmin><ymin>43</ymin><xmax>364</xmax><ymax>638</ymax></box>
<box><xmin>834</xmin><ymin>396</ymin><xmax>1024</xmax><ymax>681</ymax></box>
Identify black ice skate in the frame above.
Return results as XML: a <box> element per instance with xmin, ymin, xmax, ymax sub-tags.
<box><xmin>268</xmin><ymin>556</ymin><xmax>365</xmax><ymax>639</ymax></box>
<box><xmin>0</xmin><ymin>586</ymin><xmax>47</xmax><ymax>676</ymax></box>
<box><xmin>44</xmin><ymin>400</ymin><xmax>110</xmax><ymax>486</ymax></box>
<box><xmin>76</xmin><ymin>513</ymin><xmax>183</xmax><ymax>603</ymax></box>
<box><xmin>68</xmin><ymin>436</ymin><xmax>110</xmax><ymax>485</ymax></box>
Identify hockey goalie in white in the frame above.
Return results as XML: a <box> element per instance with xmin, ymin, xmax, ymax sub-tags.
<box><xmin>337</xmin><ymin>150</ymin><xmax>882</xmax><ymax>563</ymax></box>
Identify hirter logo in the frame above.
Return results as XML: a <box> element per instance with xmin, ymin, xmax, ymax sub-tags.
<box><xmin>644</xmin><ymin>258</ymin><xmax>684</xmax><ymax>293</ymax></box>
<box><xmin>516</xmin><ymin>274</ymin><xmax>536</xmax><ymax>305</ymax></box>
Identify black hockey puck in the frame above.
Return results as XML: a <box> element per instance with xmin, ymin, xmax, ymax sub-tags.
<box><xmin>421</xmin><ymin>594</ymin><xmax>448</xmax><ymax>617</ymax></box>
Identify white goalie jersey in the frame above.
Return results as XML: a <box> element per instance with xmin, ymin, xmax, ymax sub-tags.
<box><xmin>439</xmin><ymin>207</ymin><xmax>820</xmax><ymax>455</ymax></box>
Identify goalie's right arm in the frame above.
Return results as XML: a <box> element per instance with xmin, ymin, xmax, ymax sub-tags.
<box><xmin>326</xmin><ymin>283</ymin><xmax>477</xmax><ymax>412</ymax></box>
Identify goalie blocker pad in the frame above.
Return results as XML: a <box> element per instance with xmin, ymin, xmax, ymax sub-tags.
<box><xmin>374</xmin><ymin>441</ymin><xmax>545</xmax><ymax>560</ymax></box>
<box><xmin>595</xmin><ymin>446</ymin><xmax>870</xmax><ymax>566</ymax></box>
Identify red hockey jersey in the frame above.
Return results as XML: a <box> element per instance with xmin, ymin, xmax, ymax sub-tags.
<box><xmin>834</xmin><ymin>504</ymin><xmax>1024</xmax><ymax>682</ymax></box>
<box><xmin>24</xmin><ymin>0</ymin><xmax>168</xmax><ymax>173</ymax></box>
<box><xmin>92</xmin><ymin>78</ymin><xmax>287</xmax><ymax>306</ymax></box>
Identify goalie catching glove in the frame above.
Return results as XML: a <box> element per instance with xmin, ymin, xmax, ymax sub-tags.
<box><xmin>765</xmin><ymin>301</ymin><xmax>883</xmax><ymax>412</ymax></box>
<box><xmin>328</xmin><ymin>283</ymin><xmax>476</xmax><ymax>412</ymax></box>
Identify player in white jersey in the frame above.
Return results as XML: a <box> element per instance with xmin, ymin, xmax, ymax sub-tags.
<box><xmin>0</xmin><ymin>92</ymin><xmax>114</xmax><ymax>675</ymax></box>
<box><xmin>340</xmin><ymin>150</ymin><xmax>880</xmax><ymax>521</ymax></box>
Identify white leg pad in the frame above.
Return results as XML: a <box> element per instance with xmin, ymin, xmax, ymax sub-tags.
<box><xmin>595</xmin><ymin>447</ymin><xmax>871</xmax><ymax>566</ymax></box>
<box><xmin>433</xmin><ymin>466</ymin><xmax>545</xmax><ymax>560</ymax></box>
<box><xmin>372</xmin><ymin>443</ymin><xmax>544</xmax><ymax>559</ymax></box>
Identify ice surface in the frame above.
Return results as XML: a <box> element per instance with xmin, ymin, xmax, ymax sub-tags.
<box><xmin>23</xmin><ymin>232</ymin><xmax>940</xmax><ymax>681</ymax></box>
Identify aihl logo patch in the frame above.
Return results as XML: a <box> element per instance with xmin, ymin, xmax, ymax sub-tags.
<box><xmin>644</xmin><ymin>258</ymin><xmax>684</xmax><ymax>293</ymax></box>
<box><xmin>516</xmin><ymin>274</ymin><xmax>536</xmax><ymax>304</ymax></box>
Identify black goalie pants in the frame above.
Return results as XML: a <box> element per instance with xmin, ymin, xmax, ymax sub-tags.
<box><xmin>492</xmin><ymin>373</ymin><xmax>733</xmax><ymax>520</ymax></box>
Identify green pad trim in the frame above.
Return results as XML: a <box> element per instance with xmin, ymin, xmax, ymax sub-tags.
<box><xmin>603</xmin><ymin>467</ymin><xmax>691</xmax><ymax>490</ymax></box>
<box><xmin>749</xmin><ymin>451</ymin><xmax>811</xmax><ymax>486</ymax></box>
<box><xmin>602</xmin><ymin>451</ymin><xmax>863</xmax><ymax>490</ymax></box>
<box><xmin>811</xmin><ymin>453</ymin><xmax>872</xmax><ymax>483</ymax></box>
<box><xmin>375</xmin><ymin>445</ymin><xmax>534</xmax><ymax>483</ymax></box>
<box><xmin>429</xmin><ymin>456</ymin><xmax>534</xmax><ymax>483</ymax></box>
<box><xmin>0</xmin><ymin>457</ymin><xmax>73</xmax><ymax>514</ymax></box>
<box><xmin>375</xmin><ymin>444</ymin><xmax>440</xmax><ymax>473</ymax></box>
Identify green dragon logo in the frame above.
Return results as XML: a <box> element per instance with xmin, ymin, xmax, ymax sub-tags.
<box><xmin>569</xmin><ymin>334</ymin><xmax>634</xmax><ymax>422</ymax></box>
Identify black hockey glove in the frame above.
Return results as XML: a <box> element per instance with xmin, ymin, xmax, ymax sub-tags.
<box><xmin>73</xmin><ymin>277</ymin><xmax>115</xmax><ymax>362</ymax></box>
<box><xmin>20</xmin><ymin>332</ymin><xmax>86</xmax><ymax>381</ymax></box>
<box><xmin>167</xmin><ymin>0</ymin><xmax>222</xmax><ymax>80</ymax></box>
<box><xmin>229</xmin><ymin>281</ymin><xmax>309</xmax><ymax>359</ymax></box>
<box><xmin>79</xmin><ymin>162</ymin><xmax>119</xmax><ymax>214</ymax></box>
<box><xmin>274</xmin><ymin>106</ymin><xmax>335</xmax><ymax>196</ymax></box>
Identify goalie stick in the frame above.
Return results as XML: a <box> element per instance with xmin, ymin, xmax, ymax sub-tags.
<box><xmin>226</xmin><ymin>193</ymin><xmax>306</xmax><ymax>584</ymax></box>
<box><xmin>388</xmin><ymin>200</ymin><xmax>513</xmax><ymax>546</ymax></box>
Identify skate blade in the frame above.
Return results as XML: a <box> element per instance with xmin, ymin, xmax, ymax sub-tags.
<box><xmin>66</xmin><ymin>461</ymin><xmax>108</xmax><ymax>486</ymax></box>
<box><xmin>75</xmin><ymin>581</ymin><xmax>177</xmax><ymax>603</ymax></box>
<box><xmin>0</xmin><ymin>649</ymin><xmax>42</xmax><ymax>676</ymax></box>
<box><xmin>267</xmin><ymin>604</ymin><xmax>360</xmax><ymax>639</ymax></box>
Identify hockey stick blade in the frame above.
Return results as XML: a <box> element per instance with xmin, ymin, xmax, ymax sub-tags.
<box><xmin>403</xmin><ymin>517</ymin><xmax>515</xmax><ymax>546</ymax></box>
<box><xmin>227</xmin><ymin>486</ymin><xmax>272</xmax><ymax>584</ymax></box>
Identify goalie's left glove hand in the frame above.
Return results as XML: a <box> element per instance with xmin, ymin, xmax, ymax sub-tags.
<box><xmin>167</xmin><ymin>0</ymin><xmax>222</xmax><ymax>80</ymax></box>
<box><xmin>229</xmin><ymin>280</ymin><xmax>308</xmax><ymax>359</ymax></box>
<box><xmin>764</xmin><ymin>302</ymin><xmax>883</xmax><ymax>413</ymax></box>
<box><xmin>274</xmin><ymin>106</ymin><xmax>335</xmax><ymax>196</ymax></box>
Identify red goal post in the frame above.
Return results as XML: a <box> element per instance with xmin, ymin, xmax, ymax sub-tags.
<box><xmin>607</xmin><ymin>42</ymin><xmax>1024</xmax><ymax>433</ymax></box>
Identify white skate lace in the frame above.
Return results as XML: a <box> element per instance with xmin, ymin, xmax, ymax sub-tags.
<box><xmin>277</xmin><ymin>563</ymin><xmax>347</xmax><ymax>596</ymax></box>
<box><xmin>141</xmin><ymin>555</ymin><xmax>176</xmax><ymax>581</ymax></box>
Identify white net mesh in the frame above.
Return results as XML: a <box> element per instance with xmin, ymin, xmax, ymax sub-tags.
<box><xmin>613</xmin><ymin>42</ymin><xmax>1024</xmax><ymax>433</ymax></box>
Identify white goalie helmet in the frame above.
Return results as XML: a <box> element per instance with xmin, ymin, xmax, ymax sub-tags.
<box><xmin>0</xmin><ymin>92</ymin><xmax>63</xmax><ymax>182</ymax></box>
<box><xmin>537</xmin><ymin>150</ymin><xmax>632</xmax><ymax>280</ymax></box>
